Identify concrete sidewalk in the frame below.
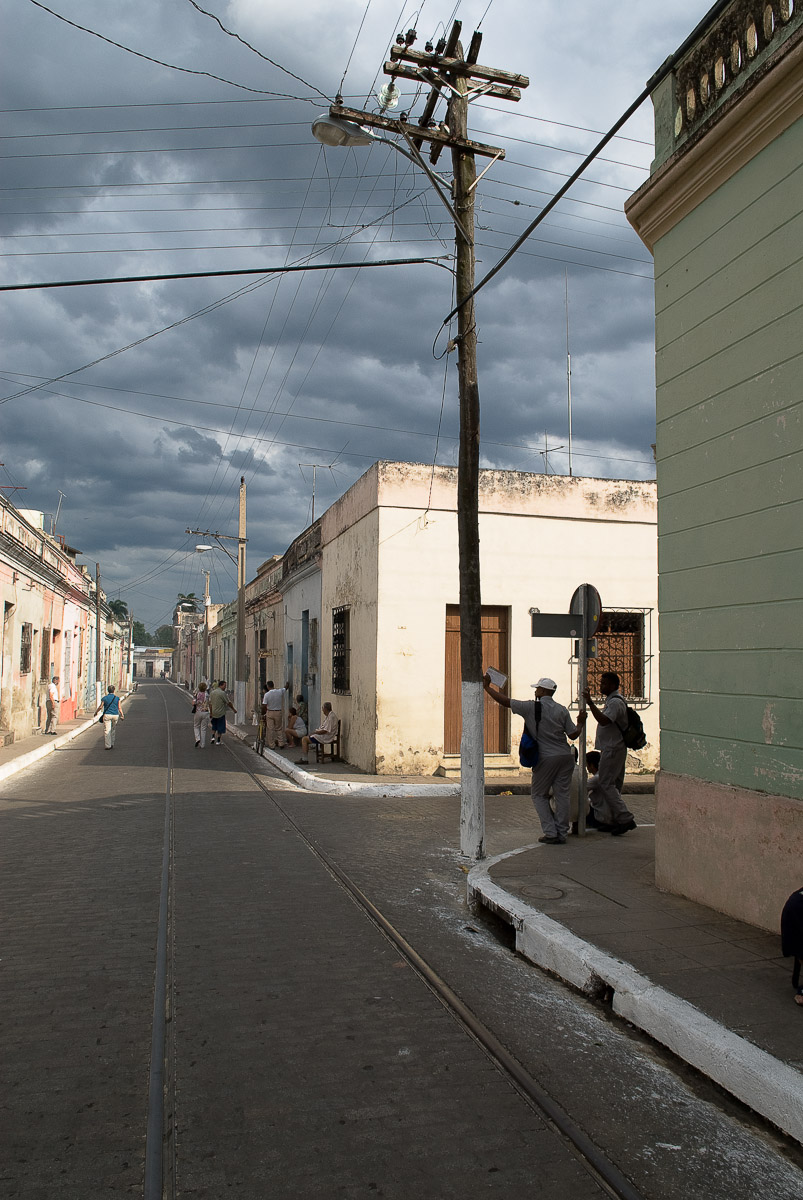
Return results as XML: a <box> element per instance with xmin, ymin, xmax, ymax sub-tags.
<box><xmin>0</xmin><ymin>713</ymin><xmax>99</xmax><ymax>782</ymax></box>
<box><xmin>468</xmin><ymin>830</ymin><xmax>803</xmax><ymax>1144</ymax></box>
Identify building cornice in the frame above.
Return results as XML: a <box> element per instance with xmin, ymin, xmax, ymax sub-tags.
<box><xmin>626</xmin><ymin>32</ymin><xmax>803</xmax><ymax>251</ymax></box>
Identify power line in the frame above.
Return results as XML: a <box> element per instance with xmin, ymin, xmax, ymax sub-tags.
<box><xmin>2</xmin><ymin>375</ymin><xmax>655</xmax><ymax>469</ymax></box>
<box><xmin>183</xmin><ymin>0</ymin><xmax>329</xmax><ymax>99</ymax></box>
<box><xmin>25</xmin><ymin>0</ymin><xmax>330</xmax><ymax>103</ymax></box>
<box><xmin>0</xmin><ymin>256</ymin><xmax>451</xmax><ymax>292</ymax></box>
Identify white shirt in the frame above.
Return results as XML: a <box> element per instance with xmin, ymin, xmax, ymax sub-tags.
<box><xmin>262</xmin><ymin>687</ymin><xmax>287</xmax><ymax>711</ymax></box>
<box><xmin>594</xmin><ymin>690</ymin><xmax>628</xmax><ymax>750</ymax></box>
<box><xmin>48</xmin><ymin>682</ymin><xmax>60</xmax><ymax>703</ymax></box>
<box><xmin>511</xmin><ymin>696</ymin><xmax>580</xmax><ymax>759</ymax></box>
<box><xmin>313</xmin><ymin>710</ymin><xmax>338</xmax><ymax>744</ymax></box>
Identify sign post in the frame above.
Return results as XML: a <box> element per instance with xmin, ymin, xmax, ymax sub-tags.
<box><xmin>530</xmin><ymin>584</ymin><xmax>602</xmax><ymax>837</ymax></box>
<box><xmin>570</xmin><ymin>584</ymin><xmax>601</xmax><ymax>836</ymax></box>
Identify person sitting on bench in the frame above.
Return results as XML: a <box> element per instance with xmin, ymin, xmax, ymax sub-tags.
<box><xmin>299</xmin><ymin>702</ymin><xmax>338</xmax><ymax>764</ymax></box>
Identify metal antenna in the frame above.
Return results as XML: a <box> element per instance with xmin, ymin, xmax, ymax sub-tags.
<box><xmin>565</xmin><ymin>270</ymin><xmax>573</xmax><ymax>476</ymax></box>
<box><xmin>53</xmin><ymin>490</ymin><xmax>66</xmax><ymax>535</ymax></box>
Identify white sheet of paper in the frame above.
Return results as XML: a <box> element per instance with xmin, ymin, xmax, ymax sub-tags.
<box><xmin>486</xmin><ymin>666</ymin><xmax>507</xmax><ymax>689</ymax></box>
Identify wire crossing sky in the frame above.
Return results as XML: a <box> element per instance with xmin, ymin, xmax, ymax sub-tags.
<box><xmin>1</xmin><ymin>0</ymin><xmax>711</xmax><ymax>628</ymax></box>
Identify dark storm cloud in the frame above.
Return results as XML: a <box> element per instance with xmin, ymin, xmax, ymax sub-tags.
<box><xmin>1</xmin><ymin>0</ymin><xmax>710</xmax><ymax>626</ymax></box>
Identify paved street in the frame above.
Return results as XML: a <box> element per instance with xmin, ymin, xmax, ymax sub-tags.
<box><xmin>2</xmin><ymin>681</ymin><xmax>802</xmax><ymax>1199</ymax></box>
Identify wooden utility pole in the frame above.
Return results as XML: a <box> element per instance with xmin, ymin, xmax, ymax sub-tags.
<box><xmin>202</xmin><ymin>569</ymin><xmax>210</xmax><ymax>684</ymax></box>
<box><xmin>450</xmin><ymin>37</ymin><xmax>484</xmax><ymax>859</ymax></box>
<box><xmin>95</xmin><ymin>562</ymin><xmax>102</xmax><ymax>708</ymax></box>
<box><xmin>236</xmin><ymin>475</ymin><xmax>247</xmax><ymax>726</ymax></box>
<box><xmin>326</xmin><ymin>24</ymin><xmax>527</xmax><ymax>859</ymax></box>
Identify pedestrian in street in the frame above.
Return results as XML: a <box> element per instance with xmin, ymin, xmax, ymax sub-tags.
<box><xmin>284</xmin><ymin>706</ymin><xmax>307</xmax><ymax>748</ymax></box>
<box><xmin>208</xmin><ymin>680</ymin><xmax>235</xmax><ymax>745</ymax></box>
<box><xmin>582</xmin><ymin>672</ymin><xmax>637</xmax><ymax>835</ymax></box>
<box><xmin>299</xmin><ymin>702</ymin><xmax>338</xmax><ymax>764</ymax></box>
<box><xmin>94</xmin><ymin>684</ymin><xmax>124</xmax><ymax>750</ymax></box>
<box><xmin>45</xmin><ymin>676</ymin><xmax>60</xmax><ymax>735</ymax></box>
<box><xmin>262</xmin><ymin>679</ymin><xmax>290</xmax><ymax>749</ymax></box>
<box><xmin>483</xmin><ymin>674</ymin><xmax>586</xmax><ymax>845</ymax></box>
<box><xmin>781</xmin><ymin>887</ymin><xmax>803</xmax><ymax>1007</ymax></box>
<box><xmin>193</xmin><ymin>681</ymin><xmax>211</xmax><ymax>748</ymax></box>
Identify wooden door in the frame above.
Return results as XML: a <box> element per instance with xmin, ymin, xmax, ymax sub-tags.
<box><xmin>444</xmin><ymin>605</ymin><xmax>509</xmax><ymax>754</ymax></box>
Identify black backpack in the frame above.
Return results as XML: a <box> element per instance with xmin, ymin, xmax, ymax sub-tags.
<box><xmin>620</xmin><ymin>705</ymin><xmax>647</xmax><ymax>750</ymax></box>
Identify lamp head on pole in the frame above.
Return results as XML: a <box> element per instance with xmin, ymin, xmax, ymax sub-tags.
<box><xmin>195</xmin><ymin>544</ymin><xmax>213</xmax><ymax>553</ymax></box>
<box><xmin>311</xmin><ymin>114</ymin><xmax>374</xmax><ymax>148</ymax></box>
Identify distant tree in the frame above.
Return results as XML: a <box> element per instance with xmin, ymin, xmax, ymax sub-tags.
<box><xmin>176</xmin><ymin>592</ymin><xmax>199</xmax><ymax>612</ymax></box>
<box><xmin>108</xmin><ymin>599</ymin><xmax>129</xmax><ymax>620</ymax></box>
<box><xmin>132</xmin><ymin>620</ymin><xmax>150</xmax><ymax>645</ymax></box>
<box><xmin>154</xmin><ymin>624</ymin><xmax>175</xmax><ymax>646</ymax></box>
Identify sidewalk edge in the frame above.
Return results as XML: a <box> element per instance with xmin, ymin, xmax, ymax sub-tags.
<box><xmin>468</xmin><ymin>846</ymin><xmax>803</xmax><ymax>1145</ymax></box>
<box><xmin>231</xmin><ymin>727</ymin><xmax>461</xmax><ymax>797</ymax></box>
<box><xmin>0</xmin><ymin>717</ymin><xmax>98</xmax><ymax>783</ymax></box>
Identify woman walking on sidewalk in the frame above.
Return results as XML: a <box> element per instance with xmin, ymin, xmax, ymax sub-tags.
<box><xmin>193</xmin><ymin>681</ymin><xmax>211</xmax><ymax>748</ymax></box>
<box><xmin>94</xmin><ymin>685</ymin><xmax>124</xmax><ymax>750</ymax></box>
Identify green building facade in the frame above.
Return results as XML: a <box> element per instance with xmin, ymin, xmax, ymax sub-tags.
<box><xmin>626</xmin><ymin>1</ymin><xmax>802</xmax><ymax>931</ymax></box>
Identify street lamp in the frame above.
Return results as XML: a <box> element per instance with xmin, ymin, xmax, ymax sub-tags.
<box><xmin>187</xmin><ymin>476</ymin><xmax>247</xmax><ymax>726</ymax></box>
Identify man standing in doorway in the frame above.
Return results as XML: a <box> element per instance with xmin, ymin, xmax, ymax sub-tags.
<box><xmin>484</xmin><ymin>674</ymin><xmax>585</xmax><ymax>844</ymax></box>
<box><xmin>262</xmin><ymin>679</ymin><xmax>290</xmax><ymax>749</ymax></box>
<box><xmin>583</xmin><ymin>671</ymin><xmax>637</xmax><ymax>836</ymax></box>
<box><xmin>45</xmin><ymin>676</ymin><xmax>60</xmax><ymax>735</ymax></box>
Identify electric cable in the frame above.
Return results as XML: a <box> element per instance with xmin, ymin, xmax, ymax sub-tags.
<box><xmin>25</xmin><ymin>0</ymin><xmax>329</xmax><ymax>103</ymax></box>
<box><xmin>183</xmin><ymin>0</ymin><xmax>329</xmax><ymax>100</ymax></box>
<box><xmin>443</xmin><ymin>0</ymin><xmax>735</xmax><ymax>324</ymax></box>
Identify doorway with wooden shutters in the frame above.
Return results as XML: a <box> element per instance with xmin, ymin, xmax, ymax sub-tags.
<box><xmin>444</xmin><ymin>605</ymin><xmax>509</xmax><ymax>755</ymax></box>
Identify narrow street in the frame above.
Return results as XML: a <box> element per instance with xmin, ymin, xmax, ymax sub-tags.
<box><xmin>2</xmin><ymin>682</ymin><xmax>801</xmax><ymax>1199</ymax></box>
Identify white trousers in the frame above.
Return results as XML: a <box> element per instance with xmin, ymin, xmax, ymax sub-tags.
<box><xmin>594</xmin><ymin>742</ymin><xmax>634</xmax><ymax>826</ymax></box>
<box><xmin>265</xmin><ymin>709</ymin><xmax>285</xmax><ymax>748</ymax></box>
<box><xmin>103</xmin><ymin>714</ymin><xmax>119</xmax><ymax>748</ymax></box>
<box><xmin>194</xmin><ymin>711</ymin><xmax>210</xmax><ymax>747</ymax></box>
<box><xmin>530</xmin><ymin>754</ymin><xmax>575</xmax><ymax>839</ymax></box>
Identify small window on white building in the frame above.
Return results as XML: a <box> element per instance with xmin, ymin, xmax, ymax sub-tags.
<box><xmin>332</xmin><ymin>606</ymin><xmax>350</xmax><ymax>695</ymax></box>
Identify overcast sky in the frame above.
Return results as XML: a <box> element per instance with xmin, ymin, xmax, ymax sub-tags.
<box><xmin>2</xmin><ymin>0</ymin><xmax>713</xmax><ymax>630</ymax></box>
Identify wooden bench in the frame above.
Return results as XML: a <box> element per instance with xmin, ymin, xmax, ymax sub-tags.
<box><xmin>314</xmin><ymin>720</ymin><xmax>342</xmax><ymax>763</ymax></box>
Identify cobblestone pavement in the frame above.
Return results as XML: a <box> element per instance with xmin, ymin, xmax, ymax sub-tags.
<box><xmin>2</xmin><ymin>681</ymin><xmax>802</xmax><ymax>1200</ymax></box>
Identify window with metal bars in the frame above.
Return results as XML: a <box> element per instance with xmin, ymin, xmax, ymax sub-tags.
<box><xmin>587</xmin><ymin>611</ymin><xmax>647</xmax><ymax>701</ymax></box>
<box><xmin>332</xmin><ymin>606</ymin><xmax>350</xmax><ymax>695</ymax></box>
<box><xmin>40</xmin><ymin>627</ymin><xmax>51</xmax><ymax>680</ymax></box>
<box><xmin>20</xmin><ymin>623</ymin><xmax>33</xmax><ymax>674</ymax></box>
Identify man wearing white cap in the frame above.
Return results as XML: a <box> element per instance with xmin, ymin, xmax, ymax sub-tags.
<box><xmin>483</xmin><ymin>674</ymin><xmax>586</xmax><ymax>845</ymax></box>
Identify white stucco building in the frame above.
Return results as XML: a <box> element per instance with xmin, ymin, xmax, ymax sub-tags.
<box><xmin>319</xmin><ymin>462</ymin><xmax>658</xmax><ymax>777</ymax></box>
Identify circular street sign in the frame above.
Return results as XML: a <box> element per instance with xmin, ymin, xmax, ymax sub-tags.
<box><xmin>569</xmin><ymin>584</ymin><xmax>602</xmax><ymax>633</ymax></box>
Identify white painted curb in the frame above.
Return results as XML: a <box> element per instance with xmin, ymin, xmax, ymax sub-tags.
<box><xmin>468</xmin><ymin>845</ymin><xmax>803</xmax><ymax>1145</ymax></box>
<box><xmin>232</xmin><ymin>728</ymin><xmax>461</xmax><ymax>798</ymax></box>
<box><xmin>0</xmin><ymin>717</ymin><xmax>98</xmax><ymax>784</ymax></box>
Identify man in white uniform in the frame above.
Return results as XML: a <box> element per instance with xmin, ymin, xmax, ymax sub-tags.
<box><xmin>484</xmin><ymin>674</ymin><xmax>586</xmax><ymax>845</ymax></box>
<box><xmin>583</xmin><ymin>671</ymin><xmax>637</xmax><ymax>835</ymax></box>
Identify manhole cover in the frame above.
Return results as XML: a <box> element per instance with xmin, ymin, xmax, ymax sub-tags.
<box><xmin>519</xmin><ymin>884</ymin><xmax>565</xmax><ymax>900</ymax></box>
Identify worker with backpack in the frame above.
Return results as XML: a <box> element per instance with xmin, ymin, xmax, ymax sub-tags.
<box><xmin>582</xmin><ymin>671</ymin><xmax>638</xmax><ymax>836</ymax></box>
